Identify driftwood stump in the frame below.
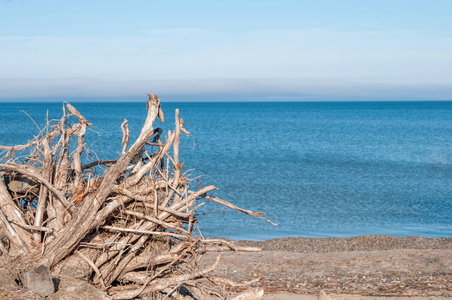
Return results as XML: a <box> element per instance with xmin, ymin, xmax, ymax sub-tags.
<box><xmin>0</xmin><ymin>94</ymin><xmax>273</xmax><ymax>299</ymax></box>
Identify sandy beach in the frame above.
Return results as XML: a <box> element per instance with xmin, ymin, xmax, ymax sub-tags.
<box><xmin>201</xmin><ymin>235</ymin><xmax>452</xmax><ymax>298</ymax></box>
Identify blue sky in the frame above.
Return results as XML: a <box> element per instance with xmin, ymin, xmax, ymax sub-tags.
<box><xmin>1</xmin><ymin>0</ymin><xmax>452</xmax><ymax>101</ymax></box>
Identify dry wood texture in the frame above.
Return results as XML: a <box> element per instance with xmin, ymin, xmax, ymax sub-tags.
<box><xmin>0</xmin><ymin>94</ymin><xmax>271</xmax><ymax>299</ymax></box>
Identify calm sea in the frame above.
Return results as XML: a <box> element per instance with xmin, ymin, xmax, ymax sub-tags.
<box><xmin>1</xmin><ymin>101</ymin><xmax>451</xmax><ymax>241</ymax></box>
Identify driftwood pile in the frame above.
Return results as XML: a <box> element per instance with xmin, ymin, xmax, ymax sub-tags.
<box><xmin>0</xmin><ymin>94</ymin><xmax>274</xmax><ymax>299</ymax></box>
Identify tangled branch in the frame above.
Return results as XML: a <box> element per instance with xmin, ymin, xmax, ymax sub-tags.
<box><xmin>0</xmin><ymin>94</ymin><xmax>272</xmax><ymax>299</ymax></box>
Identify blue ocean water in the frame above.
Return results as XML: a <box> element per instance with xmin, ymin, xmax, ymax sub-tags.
<box><xmin>1</xmin><ymin>101</ymin><xmax>451</xmax><ymax>240</ymax></box>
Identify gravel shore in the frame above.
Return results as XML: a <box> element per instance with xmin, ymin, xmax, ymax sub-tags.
<box><xmin>235</xmin><ymin>235</ymin><xmax>452</xmax><ymax>252</ymax></box>
<box><xmin>201</xmin><ymin>235</ymin><xmax>452</xmax><ymax>297</ymax></box>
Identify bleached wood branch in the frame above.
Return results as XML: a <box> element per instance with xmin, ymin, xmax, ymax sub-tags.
<box><xmin>34</xmin><ymin>138</ymin><xmax>52</xmax><ymax>241</ymax></box>
<box><xmin>0</xmin><ymin>209</ymin><xmax>29</xmax><ymax>253</ymax></box>
<box><xmin>0</xmin><ymin>163</ymin><xmax>74</xmax><ymax>213</ymax></box>
<box><xmin>111</xmin><ymin>253</ymin><xmax>220</xmax><ymax>299</ymax></box>
<box><xmin>205</xmin><ymin>195</ymin><xmax>278</xmax><ymax>226</ymax></box>
<box><xmin>99</xmin><ymin>225</ymin><xmax>188</xmax><ymax>239</ymax></box>
<box><xmin>10</xmin><ymin>221</ymin><xmax>54</xmax><ymax>233</ymax></box>
<box><xmin>76</xmin><ymin>250</ymin><xmax>107</xmax><ymax>290</ymax></box>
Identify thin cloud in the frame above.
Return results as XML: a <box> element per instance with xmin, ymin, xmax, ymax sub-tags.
<box><xmin>0</xmin><ymin>36</ymin><xmax>54</xmax><ymax>42</ymax></box>
<box><xmin>142</xmin><ymin>28</ymin><xmax>209</xmax><ymax>35</ymax></box>
<box><xmin>1</xmin><ymin>27</ymin><xmax>451</xmax><ymax>84</ymax></box>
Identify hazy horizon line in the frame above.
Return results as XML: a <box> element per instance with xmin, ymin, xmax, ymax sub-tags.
<box><xmin>1</xmin><ymin>78</ymin><xmax>452</xmax><ymax>102</ymax></box>
<box><xmin>1</xmin><ymin>97</ymin><xmax>452</xmax><ymax>103</ymax></box>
